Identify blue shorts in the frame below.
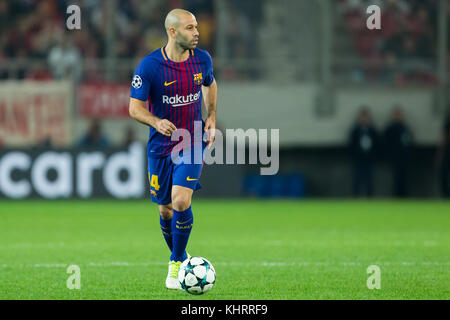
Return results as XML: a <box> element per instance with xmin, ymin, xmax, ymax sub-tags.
<box><xmin>147</xmin><ymin>141</ymin><xmax>207</xmax><ymax>205</ymax></box>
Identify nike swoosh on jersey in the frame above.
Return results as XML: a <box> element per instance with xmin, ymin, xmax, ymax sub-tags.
<box><xmin>164</xmin><ymin>80</ymin><xmax>177</xmax><ymax>86</ymax></box>
<box><xmin>186</xmin><ymin>176</ymin><xmax>198</xmax><ymax>181</ymax></box>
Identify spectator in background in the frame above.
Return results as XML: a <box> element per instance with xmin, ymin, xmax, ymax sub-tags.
<box><xmin>436</xmin><ymin>113</ymin><xmax>450</xmax><ymax>198</ymax></box>
<box><xmin>78</xmin><ymin>119</ymin><xmax>110</xmax><ymax>149</ymax></box>
<box><xmin>0</xmin><ymin>45</ymin><xmax>8</xmax><ymax>79</ymax></box>
<box><xmin>348</xmin><ymin>107</ymin><xmax>380</xmax><ymax>197</ymax></box>
<box><xmin>383</xmin><ymin>106</ymin><xmax>414</xmax><ymax>197</ymax></box>
<box><xmin>196</xmin><ymin>10</ymin><xmax>215</xmax><ymax>53</ymax></box>
<box><xmin>48</xmin><ymin>35</ymin><xmax>82</xmax><ymax>82</ymax></box>
<box><xmin>35</xmin><ymin>135</ymin><xmax>53</xmax><ymax>149</ymax></box>
<box><xmin>0</xmin><ymin>1</ymin><xmax>11</xmax><ymax>39</ymax></box>
<box><xmin>223</xmin><ymin>3</ymin><xmax>252</xmax><ymax>80</ymax></box>
<box><xmin>26</xmin><ymin>60</ymin><xmax>52</xmax><ymax>80</ymax></box>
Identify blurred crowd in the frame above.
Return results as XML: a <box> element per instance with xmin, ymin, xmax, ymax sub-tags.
<box><xmin>1</xmin><ymin>0</ymin><xmax>447</xmax><ymax>84</ymax></box>
<box><xmin>0</xmin><ymin>0</ymin><xmax>216</xmax><ymax>81</ymax></box>
<box><xmin>340</xmin><ymin>0</ymin><xmax>447</xmax><ymax>84</ymax></box>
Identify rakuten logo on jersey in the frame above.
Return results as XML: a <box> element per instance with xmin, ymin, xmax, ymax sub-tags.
<box><xmin>162</xmin><ymin>92</ymin><xmax>200</xmax><ymax>107</ymax></box>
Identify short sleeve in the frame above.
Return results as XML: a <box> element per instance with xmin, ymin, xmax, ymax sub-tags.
<box><xmin>130</xmin><ymin>58</ymin><xmax>152</xmax><ymax>101</ymax></box>
<box><xmin>202</xmin><ymin>51</ymin><xmax>214</xmax><ymax>87</ymax></box>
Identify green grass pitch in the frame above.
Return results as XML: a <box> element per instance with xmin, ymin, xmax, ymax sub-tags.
<box><xmin>0</xmin><ymin>199</ymin><xmax>449</xmax><ymax>300</ymax></box>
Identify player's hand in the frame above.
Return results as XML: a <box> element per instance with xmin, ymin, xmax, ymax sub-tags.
<box><xmin>204</xmin><ymin>114</ymin><xmax>216</xmax><ymax>149</ymax></box>
<box><xmin>155</xmin><ymin>119</ymin><xmax>177</xmax><ymax>136</ymax></box>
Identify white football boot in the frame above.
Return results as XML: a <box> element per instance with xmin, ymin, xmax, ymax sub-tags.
<box><xmin>166</xmin><ymin>260</ymin><xmax>182</xmax><ymax>290</ymax></box>
<box><xmin>165</xmin><ymin>252</ymin><xmax>191</xmax><ymax>290</ymax></box>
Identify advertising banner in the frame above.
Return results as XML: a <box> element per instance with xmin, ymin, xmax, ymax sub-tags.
<box><xmin>0</xmin><ymin>143</ymin><xmax>147</xmax><ymax>199</ymax></box>
<box><xmin>0</xmin><ymin>81</ymin><xmax>73</xmax><ymax>147</ymax></box>
<box><xmin>78</xmin><ymin>83</ymin><xmax>130</xmax><ymax>118</ymax></box>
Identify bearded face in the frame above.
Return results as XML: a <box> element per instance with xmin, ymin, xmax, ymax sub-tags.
<box><xmin>176</xmin><ymin>30</ymin><xmax>198</xmax><ymax>50</ymax></box>
<box><xmin>173</xmin><ymin>14</ymin><xmax>199</xmax><ymax>50</ymax></box>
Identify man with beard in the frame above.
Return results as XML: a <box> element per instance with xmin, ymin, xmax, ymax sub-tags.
<box><xmin>129</xmin><ymin>9</ymin><xmax>217</xmax><ymax>290</ymax></box>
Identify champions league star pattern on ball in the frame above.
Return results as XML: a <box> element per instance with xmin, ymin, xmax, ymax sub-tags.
<box><xmin>178</xmin><ymin>256</ymin><xmax>216</xmax><ymax>295</ymax></box>
<box><xmin>130</xmin><ymin>46</ymin><xmax>214</xmax><ymax>158</ymax></box>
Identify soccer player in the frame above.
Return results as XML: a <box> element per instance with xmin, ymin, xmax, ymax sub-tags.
<box><xmin>128</xmin><ymin>9</ymin><xmax>217</xmax><ymax>290</ymax></box>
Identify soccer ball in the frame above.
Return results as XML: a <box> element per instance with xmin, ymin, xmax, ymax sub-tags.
<box><xmin>178</xmin><ymin>256</ymin><xmax>216</xmax><ymax>294</ymax></box>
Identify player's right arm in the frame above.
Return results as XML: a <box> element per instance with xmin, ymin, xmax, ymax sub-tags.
<box><xmin>129</xmin><ymin>58</ymin><xmax>176</xmax><ymax>137</ymax></box>
<box><xmin>129</xmin><ymin>98</ymin><xmax>176</xmax><ymax>136</ymax></box>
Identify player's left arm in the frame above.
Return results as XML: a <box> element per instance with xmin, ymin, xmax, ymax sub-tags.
<box><xmin>202</xmin><ymin>79</ymin><xmax>217</xmax><ymax>148</ymax></box>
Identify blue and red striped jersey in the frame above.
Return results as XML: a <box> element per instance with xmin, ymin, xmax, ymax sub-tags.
<box><xmin>130</xmin><ymin>46</ymin><xmax>214</xmax><ymax>158</ymax></box>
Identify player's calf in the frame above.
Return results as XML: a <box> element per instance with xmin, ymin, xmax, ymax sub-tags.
<box><xmin>170</xmin><ymin>187</ymin><xmax>194</xmax><ymax>263</ymax></box>
<box><xmin>159</xmin><ymin>204</ymin><xmax>173</xmax><ymax>251</ymax></box>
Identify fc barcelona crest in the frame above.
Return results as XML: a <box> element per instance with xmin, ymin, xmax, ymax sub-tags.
<box><xmin>193</xmin><ymin>73</ymin><xmax>203</xmax><ymax>85</ymax></box>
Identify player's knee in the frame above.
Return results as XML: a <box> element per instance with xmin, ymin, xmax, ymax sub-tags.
<box><xmin>159</xmin><ymin>205</ymin><xmax>173</xmax><ymax>220</ymax></box>
<box><xmin>172</xmin><ymin>195</ymin><xmax>191</xmax><ymax>212</ymax></box>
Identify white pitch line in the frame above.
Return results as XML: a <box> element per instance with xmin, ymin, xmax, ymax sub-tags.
<box><xmin>0</xmin><ymin>261</ymin><xmax>449</xmax><ymax>269</ymax></box>
<box><xmin>0</xmin><ymin>239</ymin><xmax>442</xmax><ymax>249</ymax></box>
